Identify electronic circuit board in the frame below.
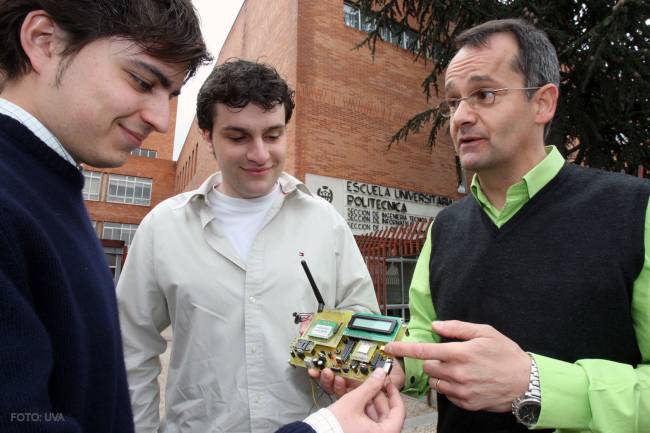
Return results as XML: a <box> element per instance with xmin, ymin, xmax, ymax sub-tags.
<box><xmin>288</xmin><ymin>309</ymin><xmax>407</xmax><ymax>381</ymax></box>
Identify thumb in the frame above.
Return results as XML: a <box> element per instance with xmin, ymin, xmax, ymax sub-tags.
<box><xmin>432</xmin><ymin>320</ymin><xmax>489</xmax><ymax>341</ymax></box>
<box><xmin>348</xmin><ymin>368</ymin><xmax>386</xmax><ymax>406</ymax></box>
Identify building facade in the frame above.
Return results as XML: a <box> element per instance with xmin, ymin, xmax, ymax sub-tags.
<box><xmin>178</xmin><ymin>0</ymin><xmax>463</xmax><ymax>219</ymax></box>
<box><xmin>174</xmin><ymin>0</ymin><xmax>466</xmax><ymax>314</ymax></box>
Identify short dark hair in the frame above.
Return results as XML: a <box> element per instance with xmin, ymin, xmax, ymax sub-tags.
<box><xmin>197</xmin><ymin>59</ymin><xmax>296</xmax><ymax>133</ymax></box>
<box><xmin>455</xmin><ymin>19</ymin><xmax>560</xmax><ymax>93</ymax></box>
<box><xmin>0</xmin><ymin>0</ymin><xmax>212</xmax><ymax>82</ymax></box>
<box><xmin>454</xmin><ymin>19</ymin><xmax>560</xmax><ymax>136</ymax></box>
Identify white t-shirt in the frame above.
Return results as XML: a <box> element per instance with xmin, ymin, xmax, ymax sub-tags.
<box><xmin>207</xmin><ymin>184</ymin><xmax>281</xmax><ymax>262</ymax></box>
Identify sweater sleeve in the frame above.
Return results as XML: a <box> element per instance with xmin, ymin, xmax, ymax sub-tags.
<box><xmin>0</xmin><ymin>207</ymin><xmax>82</xmax><ymax>433</ymax></box>
<box><xmin>402</xmin><ymin>223</ymin><xmax>439</xmax><ymax>397</ymax></box>
<box><xmin>275</xmin><ymin>421</ymin><xmax>316</xmax><ymax>433</ymax></box>
<box><xmin>533</xmin><ymin>198</ymin><xmax>650</xmax><ymax>432</ymax></box>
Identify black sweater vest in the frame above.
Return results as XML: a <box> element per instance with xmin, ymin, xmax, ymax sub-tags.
<box><xmin>428</xmin><ymin>163</ymin><xmax>650</xmax><ymax>433</ymax></box>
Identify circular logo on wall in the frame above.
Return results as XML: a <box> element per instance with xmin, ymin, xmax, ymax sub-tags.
<box><xmin>317</xmin><ymin>186</ymin><xmax>334</xmax><ymax>203</ymax></box>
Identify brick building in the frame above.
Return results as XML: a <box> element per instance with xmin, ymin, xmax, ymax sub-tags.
<box><xmin>83</xmin><ymin>1</ymin><xmax>466</xmax><ymax>306</ymax></box>
<box><xmin>173</xmin><ymin>0</ymin><xmax>465</xmax><ymax>315</ymax></box>
<box><xmin>178</xmin><ymin>0</ymin><xmax>462</xmax><ymax>206</ymax></box>
<box><xmin>82</xmin><ymin>100</ymin><xmax>179</xmax><ymax>281</ymax></box>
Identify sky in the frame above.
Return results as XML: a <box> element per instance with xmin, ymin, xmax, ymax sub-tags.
<box><xmin>173</xmin><ymin>1</ymin><xmax>245</xmax><ymax>160</ymax></box>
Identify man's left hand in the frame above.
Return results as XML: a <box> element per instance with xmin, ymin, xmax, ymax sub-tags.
<box><xmin>385</xmin><ymin>320</ymin><xmax>531</xmax><ymax>412</ymax></box>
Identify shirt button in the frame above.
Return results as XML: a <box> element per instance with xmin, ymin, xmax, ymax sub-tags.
<box><xmin>249</xmin><ymin>296</ymin><xmax>256</xmax><ymax>304</ymax></box>
<box><xmin>251</xmin><ymin>345</ymin><xmax>257</xmax><ymax>353</ymax></box>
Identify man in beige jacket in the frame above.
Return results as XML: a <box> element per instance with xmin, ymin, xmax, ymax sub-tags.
<box><xmin>117</xmin><ymin>59</ymin><xmax>381</xmax><ymax>433</ymax></box>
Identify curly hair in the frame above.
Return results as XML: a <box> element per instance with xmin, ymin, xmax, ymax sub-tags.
<box><xmin>197</xmin><ymin>59</ymin><xmax>296</xmax><ymax>133</ymax></box>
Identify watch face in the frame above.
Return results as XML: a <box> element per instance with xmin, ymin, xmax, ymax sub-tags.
<box><xmin>518</xmin><ymin>399</ymin><xmax>541</xmax><ymax>426</ymax></box>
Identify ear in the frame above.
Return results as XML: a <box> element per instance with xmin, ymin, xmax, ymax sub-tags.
<box><xmin>533</xmin><ymin>83</ymin><xmax>559</xmax><ymax>126</ymax></box>
<box><xmin>201</xmin><ymin>128</ymin><xmax>215</xmax><ymax>154</ymax></box>
<box><xmin>20</xmin><ymin>10</ymin><xmax>60</xmax><ymax>75</ymax></box>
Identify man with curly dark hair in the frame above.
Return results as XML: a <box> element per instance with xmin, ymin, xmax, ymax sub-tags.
<box><xmin>116</xmin><ymin>59</ymin><xmax>389</xmax><ymax>433</ymax></box>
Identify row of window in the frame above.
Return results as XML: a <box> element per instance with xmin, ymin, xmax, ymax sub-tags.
<box><xmin>344</xmin><ymin>3</ymin><xmax>420</xmax><ymax>53</ymax></box>
<box><xmin>82</xmin><ymin>170</ymin><xmax>153</xmax><ymax>206</ymax></box>
<box><xmin>91</xmin><ymin>221</ymin><xmax>139</xmax><ymax>246</ymax></box>
<box><xmin>130</xmin><ymin>148</ymin><xmax>158</xmax><ymax>158</ymax></box>
<box><xmin>103</xmin><ymin>222</ymin><xmax>139</xmax><ymax>246</ymax></box>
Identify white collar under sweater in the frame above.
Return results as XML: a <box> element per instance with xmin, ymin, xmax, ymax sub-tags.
<box><xmin>0</xmin><ymin>98</ymin><xmax>78</xmax><ymax>167</ymax></box>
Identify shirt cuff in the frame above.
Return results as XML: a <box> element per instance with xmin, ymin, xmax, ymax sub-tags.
<box><xmin>533</xmin><ymin>353</ymin><xmax>591</xmax><ymax>430</ymax></box>
<box><xmin>303</xmin><ymin>408</ymin><xmax>344</xmax><ymax>433</ymax></box>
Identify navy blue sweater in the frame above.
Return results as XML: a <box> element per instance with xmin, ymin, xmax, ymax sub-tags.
<box><xmin>0</xmin><ymin>114</ymin><xmax>134</xmax><ymax>433</ymax></box>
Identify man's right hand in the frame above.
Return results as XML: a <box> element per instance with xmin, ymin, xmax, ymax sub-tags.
<box><xmin>328</xmin><ymin>368</ymin><xmax>405</xmax><ymax>433</ymax></box>
<box><xmin>308</xmin><ymin>368</ymin><xmax>359</xmax><ymax>397</ymax></box>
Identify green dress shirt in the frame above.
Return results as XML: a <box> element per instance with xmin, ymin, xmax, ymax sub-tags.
<box><xmin>403</xmin><ymin>146</ymin><xmax>650</xmax><ymax>432</ymax></box>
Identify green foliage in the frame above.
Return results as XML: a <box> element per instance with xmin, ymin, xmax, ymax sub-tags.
<box><xmin>353</xmin><ymin>0</ymin><xmax>650</xmax><ymax>175</ymax></box>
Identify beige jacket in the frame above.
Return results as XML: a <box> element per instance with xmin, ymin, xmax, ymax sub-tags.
<box><xmin>117</xmin><ymin>172</ymin><xmax>379</xmax><ymax>433</ymax></box>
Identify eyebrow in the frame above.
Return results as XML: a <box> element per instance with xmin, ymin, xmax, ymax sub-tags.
<box><xmin>132</xmin><ymin>60</ymin><xmax>182</xmax><ymax>97</ymax></box>
<box><xmin>445</xmin><ymin>75</ymin><xmax>497</xmax><ymax>93</ymax></box>
<box><xmin>220</xmin><ymin>124</ymin><xmax>286</xmax><ymax>133</ymax></box>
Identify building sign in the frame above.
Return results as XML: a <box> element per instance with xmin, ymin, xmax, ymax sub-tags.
<box><xmin>305</xmin><ymin>173</ymin><xmax>452</xmax><ymax>234</ymax></box>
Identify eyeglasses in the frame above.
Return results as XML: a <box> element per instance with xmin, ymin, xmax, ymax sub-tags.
<box><xmin>438</xmin><ymin>87</ymin><xmax>541</xmax><ymax>118</ymax></box>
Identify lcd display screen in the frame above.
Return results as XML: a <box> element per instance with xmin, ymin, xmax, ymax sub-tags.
<box><xmin>349</xmin><ymin>315</ymin><xmax>396</xmax><ymax>335</ymax></box>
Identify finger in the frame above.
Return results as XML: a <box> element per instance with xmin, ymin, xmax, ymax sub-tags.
<box><xmin>318</xmin><ymin>368</ymin><xmax>336</xmax><ymax>394</ymax></box>
<box><xmin>384</xmin><ymin>341</ymin><xmax>451</xmax><ymax>361</ymax></box>
<box><xmin>383</xmin><ymin>382</ymin><xmax>406</xmax><ymax>431</ymax></box>
<box><xmin>446</xmin><ymin>394</ymin><xmax>469</xmax><ymax>411</ymax></box>
<box><xmin>345</xmin><ymin>376</ymin><xmax>362</xmax><ymax>391</ymax></box>
<box><xmin>365</xmin><ymin>400</ymin><xmax>379</xmax><ymax>422</ymax></box>
<box><xmin>348</xmin><ymin>368</ymin><xmax>386</xmax><ymax>409</ymax></box>
<box><xmin>372</xmin><ymin>389</ymin><xmax>390</xmax><ymax>421</ymax></box>
<box><xmin>388</xmin><ymin>359</ymin><xmax>405</xmax><ymax>390</ymax></box>
<box><xmin>307</xmin><ymin>368</ymin><xmax>321</xmax><ymax>379</ymax></box>
<box><xmin>428</xmin><ymin>377</ymin><xmax>448</xmax><ymax>395</ymax></box>
<box><xmin>432</xmin><ymin>320</ymin><xmax>494</xmax><ymax>341</ymax></box>
<box><xmin>333</xmin><ymin>375</ymin><xmax>349</xmax><ymax>397</ymax></box>
<box><xmin>422</xmin><ymin>359</ymin><xmax>443</xmax><ymax>378</ymax></box>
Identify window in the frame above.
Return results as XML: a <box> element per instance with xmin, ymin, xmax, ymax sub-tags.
<box><xmin>400</xmin><ymin>28</ymin><xmax>419</xmax><ymax>51</ymax></box>
<box><xmin>384</xmin><ymin>257</ymin><xmax>417</xmax><ymax>320</ymax></box>
<box><xmin>107</xmin><ymin>174</ymin><xmax>152</xmax><ymax>206</ymax></box>
<box><xmin>82</xmin><ymin>170</ymin><xmax>102</xmax><ymax>201</ymax></box>
<box><xmin>131</xmin><ymin>148</ymin><xmax>157</xmax><ymax>158</ymax></box>
<box><xmin>343</xmin><ymin>2</ymin><xmax>419</xmax><ymax>53</ymax></box>
<box><xmin>360</xmin><ymin>12</ymin><xmax>377</xmax><ymax>33</ymax></box>
<box><xmin>343</xmin><ymin>3</ymin><xmax>360</xmax><ymax>29</ymax></box>
<box><xmin>102</xmin><ymin>222</ymin><xmax>139</xmax><ymax>246</ymax></box>
<box><xmin>103</xmin><ymin>246</ymin><xmax>124</xmax><ymax>283</ymax></box>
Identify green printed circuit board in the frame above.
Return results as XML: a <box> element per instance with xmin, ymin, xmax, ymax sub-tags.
<box><xmin>288</xmin><ymin>310</ymin><xmax>407</xmax><ymax>381</ymax></box>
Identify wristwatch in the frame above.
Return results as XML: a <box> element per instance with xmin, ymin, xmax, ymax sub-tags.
<box><xmin>511</xmin><ymin>353</ymin><xmax>541</xmax><ymax>427</ymax></box>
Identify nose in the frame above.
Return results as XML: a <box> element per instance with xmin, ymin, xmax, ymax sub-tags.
<box><xmin>451</xmin><ymin>98</ymin><xmax>478</xmax><ymax>128</ymax></box>
<box><xmin>141</xmin><ymin>95</ymin><xmax>171</xmax><ymax>134</ymax></box>
<box><xmin>247</xmin><ymin>136</ymin><xmax>270</xmax><ymax>164</ymax></box>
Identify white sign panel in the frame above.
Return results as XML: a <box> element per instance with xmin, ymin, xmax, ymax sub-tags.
<box><xmin>305</xmin><ymin>173</ymin><xmax>452</xmax><ymax>234</ymax></box>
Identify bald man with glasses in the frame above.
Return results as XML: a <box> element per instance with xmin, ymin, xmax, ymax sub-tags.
<box><xmin>380</xmin><ymin>18</ymin><xmax>650</xmax><ymax>433</ymax></box>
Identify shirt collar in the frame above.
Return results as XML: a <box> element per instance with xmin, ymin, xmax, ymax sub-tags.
<box><xmin>173</xmin><ymin>171</ymin><xmax>313</xmax><ymax>209</ymax></box>
<box><xmin>471</xmin><ymin>145</ymin><xmax>565</xmax><ymax>205</ymax></box>
<box><xmin>0</xmin><ymin>98</ymin><xmax>79</xmax><ymax>168</ymax></box>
